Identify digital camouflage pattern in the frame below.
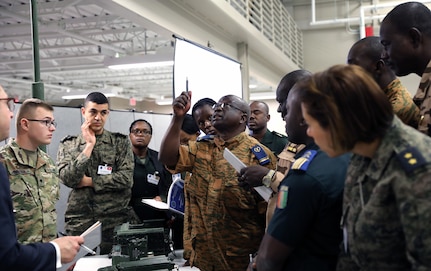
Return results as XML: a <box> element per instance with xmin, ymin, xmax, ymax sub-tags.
<box><xmin>414</xmin><ymin>60</ymin><xmax>431</xmax><ymax>136</ymax></box>
<box><xmin>0</xmin><ymin>139</ymin><xmax>59</xmax><ymax>244</ymax></box>
<box><xmin>172</xmin><ymin>132</ymin><xmax>276</xmax><ymax>271</ymax></box>
<box><xmin>260</xmin><ymin>129</ymin><xmax>288</xmax><ymax>156</ymax></box>
<box><xmin>337</xmin><ymin>117</ymin><xmax>431</xmax><ymax>270</ymax></box>
<box><xmin>57</xmin><ymin>129</ymin><xmax>135</xmax><ymax>254</ymax></box>
<box><xmin>384</xmin><ymin>78</ymin><xmax>421</xmax><ymax>128</ymax></box>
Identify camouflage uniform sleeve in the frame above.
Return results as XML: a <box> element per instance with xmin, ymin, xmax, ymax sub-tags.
<box><xmin>91</xmin><ymin>135</ymin><xmax>134</xmax><ymax>193</ymax></box>
<box><xmin>336</xmin><ymin>251</ymin><xmax>360</xmax><ymax>271</ymax></box>
<box><xmin>397</xmin><ymin>170</ymin><xmax>431</xmax><ymax>268</ymax></box>
<box><xmin>57</xmin><ymin>136</ymin><xmax>90</xmax><ymax>188</ymax></box>
<box><xmin>167</xmin><ymin>144</ymin><xmax>195</xmax><ymax>174</ymax></box>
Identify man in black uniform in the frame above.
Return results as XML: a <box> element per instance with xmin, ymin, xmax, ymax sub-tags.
<box><xmin>250</xmin><ymin>82</ymin><xmax>350</xmax><ymax>271</ymax></box>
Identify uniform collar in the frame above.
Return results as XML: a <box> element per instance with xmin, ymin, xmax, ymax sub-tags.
<box><xmin>77</xmin><ymin>129</ymin><xmax>112</xmax><ymax>145</ymax></box>
<box><xmin>214</xmin><ymin>131</ymin><xmax>248</xmax><ymax>149</ymax></box>
<box><xmin>8</xmin><ymin>139</ymin><xmax>46</xmax><ymax>168</ymax></box>
<box><xmin>361</xmin><ymin>117</ymin><xmax>402</xmax><ymax>181</ymax></box>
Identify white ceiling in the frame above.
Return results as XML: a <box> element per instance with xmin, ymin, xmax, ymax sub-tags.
<box><xmin>0</xmin><ymin>0</ymin><xmax>273</xmax><ymax>106</ymax></box>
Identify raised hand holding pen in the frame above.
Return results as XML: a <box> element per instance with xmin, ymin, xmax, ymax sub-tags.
<box><xmin>172</xmin><ymin>91</ymin><xmax>192</xmax><ymax>117</ymax></box>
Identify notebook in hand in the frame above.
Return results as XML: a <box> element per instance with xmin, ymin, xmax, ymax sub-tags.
<box><xmin>142</xmin><ymin>177</ymin><xmax>185</xmax><ymax>215</ymax></box>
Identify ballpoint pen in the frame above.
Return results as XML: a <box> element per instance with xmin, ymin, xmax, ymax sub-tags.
<box><xmin>58</xmin><ymin>231</ymin><xmax>97</xmax><ymax>255</ymax></box>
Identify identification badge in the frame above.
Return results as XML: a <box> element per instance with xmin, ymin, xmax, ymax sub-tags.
<box><xmin>147</xmin><ymin>173</ymin><xmax>160</xmax><ymax>185</ymax></box>
<box><xmin>97</xmin><ymin>164</ymin><xmax>112</xmax><ymax>175</ymax></box>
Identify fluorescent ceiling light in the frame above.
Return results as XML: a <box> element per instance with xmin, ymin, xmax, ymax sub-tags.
<box><xmin>250</xmin><ymin>92</ymin><xmax>276</xmax><ymax>100</ymax></box>
<box><xmin>155</xmin><ymin>98</ymin><xmax>173</xmax><ymax>106</ymax></box>
<box><xmin>104</xmin><ymin>53</ymin><xmax>174</xmax><ymax>70</ymax></box>
<box><xmin>108</xmin><ymin>61</ymin><xmax>174</xmax><ymax>70</ymax></box>
<box><xmin>62</xmin><ymin>93</ymin><xmax>116</xmax><ymax>100</ymax></box>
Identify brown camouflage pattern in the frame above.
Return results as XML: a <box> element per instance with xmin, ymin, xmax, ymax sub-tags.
<box><xmin>57</xmin><ymin>129</ymin><xmax>135</xmax><ymax>254</ymax></box>
<box><xmin>0</xmin><ymin>139</ymin><xmax>59</xmax><ymax>244</ymax></box>
<box><xmin>384</xmin><ymin>78</ymin><xmax>421</xmax><ymax>128</ymax></box>
<box><xmin>414</xmin><ymin>61</ymin><xmax>431</xmax><ymax>135</ymax></box>
<box><xmin>266</xmin><ymin>142</ymin><xmax>305</xmax><ymax>227</ymax></box>
<box><xmin>337</xmin><ymin>117</ymin><xmax>431</xmax><ymax>270</ymax></box>
<box><xmin>172</xmin><ymin>132</ymin><xmax>276</xmax><ymax>271</ymax></box>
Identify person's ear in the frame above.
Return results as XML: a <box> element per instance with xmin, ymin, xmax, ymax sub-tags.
<box><xmin>19</xmin><ymin>118</ymin><xmax>29</xmax><ymax>131</ymax></box>
<box><xmin>409</xmin><ymin>27</ymin><xmax>422</xmax><ymax>48</ymax></box>
<box><xmin>240</xmin><ymin>113</ymin><xmax>248</xmax><ymax>124</ymax></box>
<box><xmin>375</xmin><ymin>59</ymin><xmax>385</xmax><ymax>73</ymax></box>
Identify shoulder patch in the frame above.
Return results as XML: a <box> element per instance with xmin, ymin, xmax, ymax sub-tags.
<box><xmin>272</xmin><ymin>131</ymin><xmax>287</xmax><ymax>138</ymax></box>
<box><xmin>60</xmin><ymin>135</ymin><xmax>76</xmax><ymax>143</ymax></box>
<box><xmin>291</xmin><ymin>150</ymin><xmax>317</xmax><ymax>171</ymax></box>
<box><xmin>250</xmin><ymin>144</ymin><xmax>270</xmax><ymax>165</ymax></box>
<box><xmin>396</xmin><ymin>147</ymin><xmax>427</xmax><ymax>174</ymax></box>
<box><xmin>197</xmin><ymin>134</ymin><xmax>214</xmax><ymax>142</ymax></box>
<box><xmin>112</xmin><ymin>132</ymin><xmax>127</xmax><ymax>138</ymax></box>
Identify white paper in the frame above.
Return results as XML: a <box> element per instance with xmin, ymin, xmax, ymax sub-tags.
<box><xmin>58</xmin><ymin>221</ymin><xmax>102</xmax><ymax>271</ymax></box>
<box><xmin>142</xmin><ymin>178</ymin><xmax>185</xmax><ymax>215</ymax></box>
<box><xmin>223</xmin><ymin>148</ymin><xmax>271</xmax><ymax>202</ymax></box>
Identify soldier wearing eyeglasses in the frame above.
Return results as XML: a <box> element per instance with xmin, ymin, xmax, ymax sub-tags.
<box><xmin>128</xmin><ymin>119</ymin><xmax>171</xmax><ymax>222</ymax></box>
<box><xmin>0</xmin><ymin>98</ymin><xmax>59</xmax><ymax>244</ymax></box>
<box><xmin>57</xmin><ymin>92</ymin><xmax>136</xmax><ymax>254</ymax></box>
<box><xmin>160</xmin><ymin>92</ymin><xmax>277</xmax><ymax>271</ymax></box>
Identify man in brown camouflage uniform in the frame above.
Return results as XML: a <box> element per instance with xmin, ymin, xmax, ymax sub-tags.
<box><xmin>57</xmin><ymin>92</ymin><xmax>135</xmax><ymax>254</ymax></box>
<box><xmin>348</xmin><ymin>36</ymin><xmax>421</xmax><ymax>128</ymax></box>
<box><xmin>159</xmin><ymin>92</ymin><xmax>276</xmax><ymax>271</ymax></box>
<box><xmin>380</xmin><ymin>2</ymin><xmax>431</xmax><ymax>135</ymax></box>
<box><xmin>0</xmin><ymin>98</ymin><xmax>59</xmax><ymax>244</ymax></box>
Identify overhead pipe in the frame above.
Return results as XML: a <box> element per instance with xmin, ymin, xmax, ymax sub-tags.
<box><xmin>310</xmin><ymin>0</ymin><xmax>431</xmax><ymax>37</ymax></box>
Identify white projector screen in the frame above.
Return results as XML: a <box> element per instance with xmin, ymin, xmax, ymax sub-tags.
<box><xmin>173</xmin><ymin>37</ymin><xmax>242</xmax><ymax>109</ymax></box>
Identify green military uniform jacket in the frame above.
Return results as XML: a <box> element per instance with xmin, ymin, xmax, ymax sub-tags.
<box><xmin>337</xmin><ymin>117</ymin><xmax>431</xmax><ymax>270</ymax></box>
<box><xmin>0</xmin><ymin>139</ymin><xmax>59</xmax><ymax>244</ymax></box>
<box><xmin>260</xmin><ymin>129</ymin><xmax>288</xmax><ymax>156</ymax></box>
<box><xmin>57</xmin><ymin>129</ymin><xmax>134</xmax><ymax>253</ymax></box>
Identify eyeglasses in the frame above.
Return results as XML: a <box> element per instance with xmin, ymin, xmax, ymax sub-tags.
<box><xmin>26</xmin><ymin>119</ymin><xmax>57</xmax><ymax>128</ymax></box>
<box><xmin>0</xmin><ymin>98</ymin><xmax>15</xmax><ymax>112</ymax></box>
<box><xmin>131</xmin><ymin>129</ymin><xmax>152</xmax><ymax>136</ymax></box>
<box><xmin>212</xmin><ymin>102</ymin><xmax>246</xmax><ymax>113</ymax></box>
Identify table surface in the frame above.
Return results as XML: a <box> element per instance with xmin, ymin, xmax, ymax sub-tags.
<box><xmin>73</xmin><ymin>250</ymin><xmax>200</xmax><ymax>271</ymax></box>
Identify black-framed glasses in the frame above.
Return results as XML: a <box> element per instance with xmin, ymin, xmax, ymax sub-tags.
<box><xmin>26</xmin><ymin>119</ymin><xmax>57</xmax><ymax>128</ymax></box>
<box><xmin>0</xmin><ymin>98</ymin><xmax>15</xmax><ymax>112</ymax></box>
<box><xmin>212</xmin><ymin>102</ymin><xmax>246</xmax><ymax>113</ymax></box>
<box><xmin>131</xmin><ymin>129</ymin><xmax>152</xmax><ymax>136</ymax></box>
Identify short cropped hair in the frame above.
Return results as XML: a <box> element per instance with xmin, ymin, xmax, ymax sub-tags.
<box><xmin>384</xmin><ymin>2</ymin><xmax>431</xmax><ymax>37</ymax></box>
<box><xmin>297</xmin><ymin>64</ymin><xmax>394</xmax><ymax>152</ymax></box>
<box><xmin>181</xmin><ymin>114</ymin><xmax>200</xmax><ymax>134</ymax></box>
<box><xmin>85</xmin><ymin>92</ymin><xmax>109</xmax><ymax>107</ymax></box>
<box><xmin>129</xmin><ymin>119</ymin><xmax>152</xmax><ymax>134</ymax></box>
<box><xmin>17</xmin><ymin>98</ymin><xmax>54</xmax><ymax>130</ymax></box>
<box><xmin>192</xmin><ymin>98</ymin><xmax>216</xmax><ymax>120</ymax></box>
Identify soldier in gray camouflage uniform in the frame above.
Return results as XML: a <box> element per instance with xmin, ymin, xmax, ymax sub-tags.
<box><xmin>0</xmin><ymin>98</ymin><xmax>59</xmax><ymax>244</ymax></box>
<box><xmin>299</xmin><ymin>64</ymin><xmax>431</xmax><ymax>270</ymax></box>
<box><xmin>57</xmin><ymin>92</ymin><xmax>135</xmax><ymax>254</ymax></box>
<box><xmin>380</xmin><ymin>2</ymin><xmax>431</xmax><ymax>136</ymax></box>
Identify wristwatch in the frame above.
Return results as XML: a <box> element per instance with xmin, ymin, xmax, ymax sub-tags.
<box><xmin>262</xmin><ymin>169</ymin><xmax>276</xmax><ymax>188</ymax></box>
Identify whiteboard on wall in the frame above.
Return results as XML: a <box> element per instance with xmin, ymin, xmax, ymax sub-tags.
<box><xmin>173</xmin><ymin>37</ymin><xmax>243</xmax><ymax>109</ymax></box>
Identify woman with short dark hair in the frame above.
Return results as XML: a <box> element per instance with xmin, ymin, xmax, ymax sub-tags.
<box><xmin>298</xmin><ymin>64</ymin><xmax>431</xmax><ymax>270</ymax></box>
